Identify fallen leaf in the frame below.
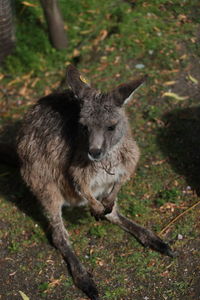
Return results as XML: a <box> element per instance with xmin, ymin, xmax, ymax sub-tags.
<box><xmin>160</xmin><ymin>270</ymin><xmax>169</xmax><ymax>277</ymax></box>
<box><xmin>19</xmin><ymin>291</ymin><xmax>30</xmax><ymax>300</ymax></box>
<box><xmin>22</xmin><ymin>71</ymin><xmax>34</xmax><ymax>80</ymax></box>
<box><xmin>105</xmin><ymin>46</ymin><xmax>115</xmax><ymax>52</ymax></box>
<box><xmin>89</xmin><ymin>248</ymin><xmax>94</xmax><ymax>255</ymax></box>
<box><xmin>31</xmin><ymin>78</ymin><xmax>39</xmax><ymax>88</ymax></box>
<box><xmin>72</xmin><ymin>49</ymin><xmax>80</xmax><ymax>57</ymax></box>
<box><xmin>188</xmin><ymin>74</ymin><xmax>198</xmax><ymax>84</ymax></box>
<box><xmin>174</xmin><ymin>180</ymin><xmax>179</xmax><ymax>186</ymax></box>
<box><xmin>87</xmin><ymin>9</ymin><xmax>99</xmax><ymax>14</ymax></box>
<box><xmin>153</xmin><ymin>26</ymin><xmax>160</xmax><ymax>32</ymax></box>
<box><xmin>180</xmin><ymin>54</ymin><xmax>187</xmax><ymax>60</ymax></box>
<box><xmin>147</xmin><ymin>259</ymin><xmax>156</xmax><ymax>267</ymax></box>
<box><xmin>22</xmin><ymin>1</ymin><xmax>38</xmax><ymax>7</ymax></box>
<box><xmin>162</xmin><ymin>92</ymin><xmax>188</xmax><ymax>101</ymax></box>
<box><xmin>19</xmin><ymin>86</ymin><xmax>28</xmax><ymax>96</ymax></box>
<box><xmin>161</xmin><ymin>69</ymin><xmax>179</xmax><ymax>74</ymax></box>
<box><xmin>48</xmin><ymin>279</ymin><xmax>61</xmax><ymax>288</ymax></box>
<box><xmin>152</xmin><ymin>159</ymin><xmax>167</xmax><ymax>165</ymax></box>
<box><xmin>9</xmin><ymin>271</ymin><xmax>17</xmax><ymax>276</ymax></box>
<box><xmin>7</xmin><ymin>77</ymin><xmax>21</xmax><ymax>86</ymax></box>
<box><xmin>190</xmin><ymin>37</ymin><xmax>196</xmax><ymax>43</ymax></box>
<box><xmin>93</xmin><ymin>29</ymin><xmax>108</xmax><ymax>46</ymax></box>
<box><xmin>163</xmin><ymin>81</ymin><xmax>176</xmax><ymax>86</ymax></box>
<box><xmin>0</xmin><ymin>73</ymin><xmax>4</xmax><ymax>81</ymax></box>
<box><xmin>178</xmin><ymin>14</ymin><xmax>188</xmax><ymax>23</ymax></box>
<box><xmin>80</xmin><ymin>29</ymin><xmax>93</xmax><ymax>35</ymax></box>
<box><xmin>96</xmin><ymin>259</ymin><xmax>104</xmax><ymax>266</ymax></box>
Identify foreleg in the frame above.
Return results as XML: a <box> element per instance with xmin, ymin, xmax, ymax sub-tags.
<box><xmin>101</xmin><ymin>181</ymin><xmax>123</xmax><ymax>214</ymax></box>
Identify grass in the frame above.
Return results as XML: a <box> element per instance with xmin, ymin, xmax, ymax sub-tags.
<box><xmin>0</xmin><ymin>0</ymin><xmax>200</xmax><ymax>299</ymax></box>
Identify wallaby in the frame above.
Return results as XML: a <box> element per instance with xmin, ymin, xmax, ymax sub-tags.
<box><xmin>16</xmin><ymin>65</ymin><xmax>174</xmax><ymax>300</ymax></box>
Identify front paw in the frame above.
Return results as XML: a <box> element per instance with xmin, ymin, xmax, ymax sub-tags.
<box><xmin>102</xmin><ymin>199</ymin><xmax>115</xmax><ymax>215</ymax></box>
<box><xmin>90</xmin><ymin>202</ymin><xmax>106</xmax><ymax>221</ymax></box>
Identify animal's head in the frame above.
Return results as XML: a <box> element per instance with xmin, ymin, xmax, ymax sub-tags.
<box><xmin>67</xmin><ymin>65</ymin><xmax>146</xmax><ymax>162</ymax></box>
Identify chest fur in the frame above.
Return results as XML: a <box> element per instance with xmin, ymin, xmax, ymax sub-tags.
<box><xmin>90</xmin><ymin>164</ymin><xmax>126</xmax><ymax>199</ymax></box>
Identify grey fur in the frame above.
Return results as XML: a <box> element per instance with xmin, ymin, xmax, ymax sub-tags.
<box><xmin>17</xmin><ymin>65</ymin><xmax>174</xmax><ymax>300</ymax></box>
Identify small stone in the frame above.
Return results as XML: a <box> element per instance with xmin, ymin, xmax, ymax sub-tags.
<box><xmin>148</xmin><ymin>50</ymin><xmax>154</xmax><ymax>55</ymax></box>
<box><xmin>178</xmin><ymin>234</ymin><xmax>183</xmax><ymax>240</ymax></box>
<box><xmin>135</xmin><ymin>63</ymin><xmax>145</xmax><ymax>69</ymax></box>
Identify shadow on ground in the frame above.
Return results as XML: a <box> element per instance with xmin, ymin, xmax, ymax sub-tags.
<box><xmin>0</xmin><ymin>121</ymin><xmax>89</xmax><ymax>238</ymax></box>
<box><xmin>0</xmin><ymin>163</ymin><xmax>89</xmax><ymax>230</ymax></box>
<box><xmin>157</xmin><ymin>106</ymin><xmax>200</xmax><ymax>195</ymax></box>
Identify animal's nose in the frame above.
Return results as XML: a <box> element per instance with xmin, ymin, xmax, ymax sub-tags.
<box><xmin>88</xmin><ymin>148</ymin><xmax>102</xmax><ymax>160</ymax></box>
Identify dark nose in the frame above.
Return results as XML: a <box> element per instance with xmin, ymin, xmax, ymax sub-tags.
<box><xmin>88</xmin><ymin>148</ymin><xmax>102</xmax><ymax>160</ymax></box>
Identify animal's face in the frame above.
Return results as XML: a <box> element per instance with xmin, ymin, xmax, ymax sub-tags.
<box><xmin>66</xmin><ymin>64</ymin><xmax>146</xmax><ymax>162</ymax></box>
<box><xmin>79</xmin><ymin>93</ymin><xmax>126</xmax><ymax>161</ymax></box>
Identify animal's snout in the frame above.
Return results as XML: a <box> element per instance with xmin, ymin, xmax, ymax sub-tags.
<box><xmin>88</xmin><ymin>148</ymin><xmax>102</xmax><ymax>161</ymax></box>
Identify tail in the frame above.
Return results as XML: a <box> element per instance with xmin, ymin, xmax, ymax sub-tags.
<box><xmin>0</xmin><ymin>142</ymin><xmax>19</xmax><ymax>167</ymax></box>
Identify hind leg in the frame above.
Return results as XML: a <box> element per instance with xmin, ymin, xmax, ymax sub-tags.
<box><xmin>105</xmin><ymin>203</ymin><xmax>175</xmax><ymax>257</ymax></box>
<box><xmin>34</xmin><ymin>183</ymin><xmax>99</xmax><ymax>300</ymax></box>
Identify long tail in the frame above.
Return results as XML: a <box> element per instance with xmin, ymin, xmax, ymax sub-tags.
<box><xmin>0</xmin><ymin>142</ymin><xmax>19</xmax><ymax>167</ymax></box>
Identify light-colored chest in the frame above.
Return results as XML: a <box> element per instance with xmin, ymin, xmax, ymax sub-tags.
<box><xmin>90</xmin><ymin>164</ymin><xmax>126</xmax><ymax>199</ymax></box>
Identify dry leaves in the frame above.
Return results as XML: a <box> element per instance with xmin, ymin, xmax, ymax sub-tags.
<box><xmin>163</xmin><ymin>81</ymin><xmax>176</xmax><ymax>86</ymax></box>
<box><xmin>19</xmin><ymin>291</ymin><xmax>30</xmax><ymax>300</ymax></box>
<box><xmin>188</xmin><ymin>74</ymin><xmax>198</xmax><ymax>84</ymax></box>
<box><xmin>0</xmin><ymin>73</ymin><xmax>4</xmax><ymax>81</ymax></box>
<box><xmin>159</xmin><ymin>202</ymin><xmax>187</xmax><ymax>213</ymax></box>
<box><xmin>48</xmin><ymin>278</ymin><xmax>62</xmax><ymax>289</ymax></box>
<box><xmin>162</xmin><ymin>92</ymin><xmax>189</xmax><ymax>101</ymax></box>
<box><xmin>22</xmin><ymin>1</ymin><xmax>38</xmax><ymax>7</ymax></box>
<box><xmin>152</xmin><ymin>159</ymin><xmax>167</xmax><ymax>166</ymax></box>
<box><xmin>93</xmin><ymin>29</ymin><xmax>108</xmax><ymax>46</ymax></box>
<box><xmin>72</xmin><ymin>48</ymin><xmax>80</xmax><ymax>58</ymax></box>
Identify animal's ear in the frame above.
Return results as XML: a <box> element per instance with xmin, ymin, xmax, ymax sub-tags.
<box><xmin>110</xmin><ymin>75</ymin><xmax>147</xmax><ymax>106</ymax></box>
<box><xmin>66</xmin><ymin>64</ymin><xmax>91</xmax><ymax>99</ymax></box>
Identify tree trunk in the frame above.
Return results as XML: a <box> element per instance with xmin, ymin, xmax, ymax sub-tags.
<box><xmin>0</xmin><ymin>0</ymin><xmax>15</xmax><ymax>64</ymax></box>
<box><xmin>40</xmin><ymin>0</ymin><xmax>67</xmax><ymax>50</ymax></box>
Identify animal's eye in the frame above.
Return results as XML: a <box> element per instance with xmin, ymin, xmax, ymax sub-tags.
<box><xmin>107</xmin><ymin>124</ymin><xmax>116</xmax><ymax>131</ymax></box>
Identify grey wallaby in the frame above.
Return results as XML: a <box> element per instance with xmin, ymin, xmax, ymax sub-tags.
<box><xmin>16</xmin><ymin>65</ymin><xmax>175</xmax><ymax>299</ymax></box>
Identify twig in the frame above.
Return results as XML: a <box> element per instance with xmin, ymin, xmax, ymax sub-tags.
<box><xmin>159</xmin><ymin>200</ymin><xmax>200</xmax><ymax>235</ymax></box>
